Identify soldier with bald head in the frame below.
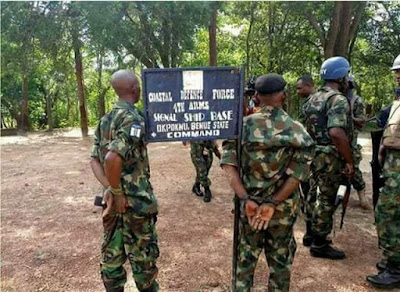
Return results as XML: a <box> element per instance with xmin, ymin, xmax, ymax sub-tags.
<box><xmin>90</xmin><ymin>70</ymin><xmax>159</xmax><ymax>292</ymax></box>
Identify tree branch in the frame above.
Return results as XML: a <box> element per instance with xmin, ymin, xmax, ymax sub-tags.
<box><xmin>349</xmin><ymin>1</ymin><xmax>366</xmax><ymax>45</ymax></box>
<box><xmin>306</xmin><ymin>10</ymin><xmax>326</xmax><ymax>48</ymax></box>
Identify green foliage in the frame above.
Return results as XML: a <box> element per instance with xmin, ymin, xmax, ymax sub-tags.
<box><xmin>1</xmin><ymin>1</ymin><xmax>399</xmax><ymax>130</ymax></box>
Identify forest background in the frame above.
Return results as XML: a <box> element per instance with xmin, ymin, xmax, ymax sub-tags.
<box><xmin>1</xmin><ymin>1</ymin><xmax>399</xmax><ymax>136</ymax></box>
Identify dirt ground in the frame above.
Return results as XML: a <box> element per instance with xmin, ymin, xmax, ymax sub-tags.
<box><xmin>1</xmin><ymin>129</ymin><xmax>397</xmax><ymax>292</ymax></box>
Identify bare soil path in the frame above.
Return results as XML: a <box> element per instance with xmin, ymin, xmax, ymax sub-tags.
<box><xmin>1</xmin><ymin>130</ymin><xmax>395</xmax><ymax>292</ymax></box>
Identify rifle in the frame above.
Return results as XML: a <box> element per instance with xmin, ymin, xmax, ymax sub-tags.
<box><xmin>340</xmin><ymin>180</ymin><xmax>351</xmax><ymax>229</ymax></box>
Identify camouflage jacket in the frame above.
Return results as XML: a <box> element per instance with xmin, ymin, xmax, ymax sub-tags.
<box><xmin>91</xmin><ymin>100</ymin><xmax>158</xmax><ymax>215</ymax></box>
<box><xmin>303</xmin><ymin>86</ymin><xmax>352</xmax><ymax>155</ymax></box>
<box><xmin>348</xmin><ymin>92</ymin><xmax>366</xmax><ymax>148</ymax></box>
<box><xmin>298</xmin><ymin>95</ymin><xmax>313</xmax><ymax>125</ymax></box>
<box><xmin>221</xmin><ymin>105</ymin><xmax>314</xmax><ymax>198</ymax></box>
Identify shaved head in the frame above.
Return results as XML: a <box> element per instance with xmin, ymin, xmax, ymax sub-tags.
<box><xmin>111</xmin><ymin>70</ymin><xmax>140</xmax><ymax>102</ymax></box>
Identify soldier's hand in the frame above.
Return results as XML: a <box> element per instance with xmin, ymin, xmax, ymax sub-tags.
<box><xmin>245</xmin><ymin>200</ymin><xmax>259</xmax><ymax>228</ymax></box>
<box><xmin>343</xmin><ymin>163</ymin><xmax>354</xmax><ymax>178</ymax></box>
<box><xmin>253</xmin><ymin>204</ymin><xmax>275</xmax><ymax>231</ymax></box>
<box><xmin>114</xmin><ymin>194</ymin><xmax>129</xmax><ymax>214</ymax></box>
<box><xmin>102</xmin><ymin>190</ymin><xmax>114</xmax><ymax>218</ymax></box>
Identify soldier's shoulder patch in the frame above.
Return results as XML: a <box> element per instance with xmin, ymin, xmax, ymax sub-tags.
<box><xmin>130</xmin><ymin>123</ymin><xmax>142</xmax><ymax>138</ymax></box>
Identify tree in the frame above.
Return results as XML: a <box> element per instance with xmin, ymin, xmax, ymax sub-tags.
<box><xmin>302</xmin><ymin>1</ymin><xmax>367</xmax><ymax>59</ymax></box>
<box><xmin>209</xmin><ymin>2</ymin><xmax>218</xmax><ymax>66</ymax></box>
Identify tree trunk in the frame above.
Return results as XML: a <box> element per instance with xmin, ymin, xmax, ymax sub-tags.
<box><xmin>20</xmin><ymin>71</ymin><xmax>29</xmax><ymax>131</ymax></box>
<box><xmin>73</xmin><ymin>38</ymin><xmax>88</xmax><ymax>137</ymax></box>
<box><xmin>209</xmin><ymin>2</ymin><xmax>218</xmax><ymax>66</ymax></box>
<box><xmin>46</xmin><ymin>93</ymin><xmax>53</xmax><ymax>131</ymax></box>
<box><xmin>97</xmin><ymin>53</ymin><xmax>106</xmax><ymax>119</ymax></box>
<box><xmin>246</xmin><ymin>2</ymin><xmax>257</xmax><ymax>76</ymax></box>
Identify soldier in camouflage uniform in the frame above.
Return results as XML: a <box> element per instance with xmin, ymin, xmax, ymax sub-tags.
<box><xmin>296</xmin><ymin>75</ymin><xmax>318</xmax><ymax>247</ymax></box>
<box><xmin>346</xmin><ymin>77</ymin><xmax>371</xmax><ymax>209</ymax></box>
<box><xmin>367</xmin><ymin>54</ymin><xmax>400</xmax><ymax>289</ymax></box>
<box><xmin>303</xmin><ymin>57</ymin><xmax>354</xmax><ymax>260</ymax></box>
<box><xmin>222</xmin><ymin>74</ymin><xmax>314</xmax><ymax>292</ymax></box>
<box><xmin>189</xmin><ymin>140</ymin><xmax>216</xmax><ymax>202</ymax></box>
<box><xmin>90</xmin><ymin>70</ymin><xmax>159</xmax><ymax>292</ymax></box>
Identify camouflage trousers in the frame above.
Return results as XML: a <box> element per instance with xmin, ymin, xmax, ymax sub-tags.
<box><xmin>311</xmin><ymin>151</ymin><xmax>344</xmax><ymax>238</ymax></box>
<box><xmin>350</xmin><ymin>144</ymin><xmax>366</xmax><ymax>191</ymax></box>
<box><xmin>236</xmin><ymin>192</ymin><xmax>299</xmax><ymax>292</ymax></box>
<box><xmin>190</xmin><ymin>142</ymin><xmax>213</xmax><ymax>187</ymax></box>
<box><xmin>375</xmin><ymin>149</ymin><xmax>400</xmax><ymax>268</ymax></box>
<box><xmin>101</xmin><ymin>209</ymin><xmax>159</xmax><ymax>292</ymax></box>
<box><xmin>300</xmin><ymin>177</ymin><xmax>317</xmax><ymax>224</ymax></box>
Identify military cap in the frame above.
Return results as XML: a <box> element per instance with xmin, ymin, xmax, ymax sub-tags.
<box><xmin>255</xmin><ymin>73</ymin><xmax>286</xmax><ymax>95</ymax></box>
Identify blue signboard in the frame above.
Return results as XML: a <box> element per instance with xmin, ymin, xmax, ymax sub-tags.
<box><xmin>142</xmin><ymin>67</ymin><xmax>244</xmax><ymax>142</ymax></box>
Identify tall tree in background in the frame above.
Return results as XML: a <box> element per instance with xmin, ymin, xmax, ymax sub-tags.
<box><xmin>68</xmin><ymin>3</ymin><xmax>88</xmax><ymax>136</ymax></box>
<box><xmin>209</xmin><ymin>2</ymin><xmax>218</xmax><ymax>66</ymax></box>
<box><xmin>303</xmin><ymin>1</ymin><xmax>367</xmax><ymax>59</ymax></box>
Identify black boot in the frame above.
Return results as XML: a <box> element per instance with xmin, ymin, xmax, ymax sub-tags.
<box><xmin>367</xmin><ymin>267</ymin><xmax>400</xmax><ymax>289</ymax></box>
<box><xmin>376</xmin><ymin>259</ymin><xmax>388</xmax><ymax>272</ymax></box>
<box><xmin>203</xmin><ymin>186</ymin><xmax>212</xmax><ymax>203</ymax></box>
<box><xmin>303</xmin><ymin>221</ymin><xmax>314</xmax><ymax>247</ymax></box>
<box><xmin>310</xmin><ymin>236</ymin><xmax>346</xmax><ymax>260</ymax></box>
<box><xmin>192</xmin><ymin>183</ymin><xmax>203</xmax><ymax>197</ymax></box>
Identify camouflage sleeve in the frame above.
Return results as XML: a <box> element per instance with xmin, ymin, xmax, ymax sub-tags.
<box><xmin>354</xmin><ymin>96</ymin><xmax>366</xmax><ymax>121</ymax></box>
<box><xmin>90</xmin><ymin>122</ymin><xmax>101</xmax><ymax>158</ymax></box>
<box><xmin>285</xmin><ymin>144</ymin><xmax>315</xmax><ymax>181</ymax></box>
<box><xmin>108</xmin><ymin>113</ymin><xmax>140</xmax><ymax>160</ymax></box>
<box><xmin>220</xmin><ymin>139</ymin><xmax>238</xmax><ymax>167</ymax></box>
<box><xmin>327</xmin><ymin>95</ymin><xmax>349</xmax><ymax>130</ymax></box>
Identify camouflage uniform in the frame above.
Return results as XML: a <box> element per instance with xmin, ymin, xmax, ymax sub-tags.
<box><xmin>303</xmin><ymin>87</ymin><xmax>352</xmax><ymax>238</ymax></box>
<box><xmin>298</xmin><ymin>96</ymin><xmax>317</xmax><ymax>225</ymax></box>
<box><xmin>221</xmin><ymin>106</ymin><xmax>314</xmax><ymax>292</ymax></box>
<box><xmin>91</xmin><ymin>100</ymin><xmax>159</xmax><ymax>292</ymax></box>
<box><xmin>349</xmin><ymin>94</ymin><xmax>366</xmax><ymax>191</ymax></box>
<box><xmin>376</xmin><ymin>149</ymin><xmax>400</xmax><ymax>269</ymax></box>
<box><xmin>190</xmin><ymin>141</ymin><xmax>214</xmax><ymax>187</ymax></box>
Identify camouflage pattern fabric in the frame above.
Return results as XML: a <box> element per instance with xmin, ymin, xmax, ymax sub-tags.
<box><xmin>303</xmin><ymin>87</ymin><xmax>351</xmax><ymax>238</ymax></box>
<box><xmin>221</xmin><ymin>105</ymin><xmax>314</xmax><ymax>291</ymax></box>
<box><xmin>375</xmin><ymin>148</ymin><xmax>400</xmax><ymax>268</ymax></box>
<box><xmin>101</xmin><ymin>210</ymin><xmax>159</xmax><ymax>292</ymax></box>
<box><xmin>300</xmin><ymin>177</ymin><xmax>317</xmax><ymax>224</ymax></box>
<box><xmin>350</xmin><ymin>94</ymin><xmax>366</xmax><ymax>191</ymax></box>
<box><xmin>190</xmin><ymin>141</ymin><xmax>214</xmax><ymax>187</ymax></box>
<box><xmin>91</xmin><ymin>99</ymin><xmax>159</xmax><ymax>291</ymax></box>
<box><xmin>237</xmin><ymin>193</ymin><xmax>299</xmax><ymax>292</ymax></box>
<box><xmin>351</xmin><ymin>144</ymin><xmax>366</xmax><ymax>191</ymax></box>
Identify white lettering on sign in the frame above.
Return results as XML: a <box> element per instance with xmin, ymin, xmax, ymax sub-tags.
<box><xmin>210</xmin><ymin>111</ymin><xmax>233</xmax><ymax>121</ymax></box>
<box><xmin>148</xmin><ymin>92</ymin><xmax>173</xmax><ymax>102</ymax></box>
<box><xmin>212</xmin><ymin>89</ymin><xmax>235</xmax><ymax>100</ymax></box>
<box><xmin>153</xmin><ymin>113</ymin><xmax>177</xmax><ymax>122</ymax></box>
<box><xmin>156</xmin><ymin>123</ymin><xmax>190</xmax><ymax>133</ymax></box>
<box><xmin>166</xmin><ymin>130</ymin><xmax>220</xmax><ymax>139</ymax></box>
<box><xmin>180</xmin><ymin>90</ymin><xmax>203</xmax><ymax>100</ymax></box>
<box><xmin>188</xmin><ymin>101</ymin><xmax>209</xmax><ymax>110</ymax></box>
<box><xmin>212</xmin><ymin>121</ymin><xmax>230</xmax><ymax>129</ymax></box>
<box><xmin>184</xmin><ymin>113</ymin><xmax>205</xmax><ymax>122</ymax></box>
<box><xmin>190</xmin><ymin>122</ymin><xmax>211</xmax><ymax>130</ymax></box>
<box><xmin>173</xmin><ymin>102</ymin><xmax>185</xmax><ymax>113</ymax></box>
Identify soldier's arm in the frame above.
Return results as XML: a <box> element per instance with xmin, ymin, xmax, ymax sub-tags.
<box><xmin>222</xmin><ymin>164</ymin><xmax>248</xmax><ymax>199</ymax></box>
<box><xmin>90</xmin><ymin>123</ymin><xmax>110</xmax><ymax>188</ymax></box>
<box><xmin>353</xmin><ymin>97</ymin><xmax>366</xmax><ymax>129</ymax></box>
<box><xmin>327</xmin><ymin>96</ymin><xmax>354</xmax><ymax>175</ymax></box>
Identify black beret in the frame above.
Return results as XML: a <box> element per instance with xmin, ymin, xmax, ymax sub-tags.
<box><xmin>255</xmin><ymin>73</ymin><xmax>286</xmax><ymax>95</ymax></box>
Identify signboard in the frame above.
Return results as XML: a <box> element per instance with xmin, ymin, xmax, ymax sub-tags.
<box><xmin>142</xmin><ymin>67</ymin><xmax>244</xmax><ymax>142</ymax></box>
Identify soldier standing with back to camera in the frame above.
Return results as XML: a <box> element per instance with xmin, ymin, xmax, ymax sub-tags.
<box><xmin>222</xmin><ymin>74</ymin><xmax>314</xmax><ymax>291</ymax></box>
<box><xmin>346</xmin><ymin>76</ymin><xmax>371</xmax><ymax>210</ymax></box>
<box><xmin>303</xmin><ymin>56</ymin><xmax>354</xmax><ymax>260</ymax></box>
<box><xmin>90</xmin><ymin>70</ymin><xmax>159</xmax><ymax>292</ymax></box>
<box><xmin>296</xmin><ymin>75</ymin><xmax>318</xmax><ymax>247</ymax></box>
<box><xmin>366</xmin><ymin>54</ymin><xmax>400</xmax><ymax>289</ymax></box>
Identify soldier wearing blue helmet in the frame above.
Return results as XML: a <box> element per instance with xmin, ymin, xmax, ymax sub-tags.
<box><xmin>302</xmin><ymin>56</ymin><xmax>354</xmax><ymax>260</ymax></box>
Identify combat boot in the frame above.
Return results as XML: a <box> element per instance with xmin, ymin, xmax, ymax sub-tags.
<box><xmin>192</xmin><ymin>183</ymin><xmax>203</xmax><ymax>197</ymax></box>
<box><xmin>203</xmin><ymin>186</ymin><xmax>212</xmax><ymax>203</ymax></box>
<box><xmin>367</xmin><ymin>266</ymin><xmax>400</xmax><ymax>289</ymax></box>
<box><xmin>357</xmin><ymin>189</ymin><xmax>372</xmax><ymax>210</ymax></box>
<box><xmin>303</xmin><ymin>221</ymin><xmax>314</xmax><ymax>247</ymax></box>
<box><xmin>310</xmin><ymin>236</ymin><xmax>346</xmax><ymax>260</ymax></box>
<box><xmin>377</xmin><ymin>259</ymin><xmax>388</xmax><ymax>272</ymax></box>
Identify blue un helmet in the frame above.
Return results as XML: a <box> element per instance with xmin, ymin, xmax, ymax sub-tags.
<box><xmin>320</xmin><ymin>56</ymin><xmax>350</xmax><ymax>81</ymax></box>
